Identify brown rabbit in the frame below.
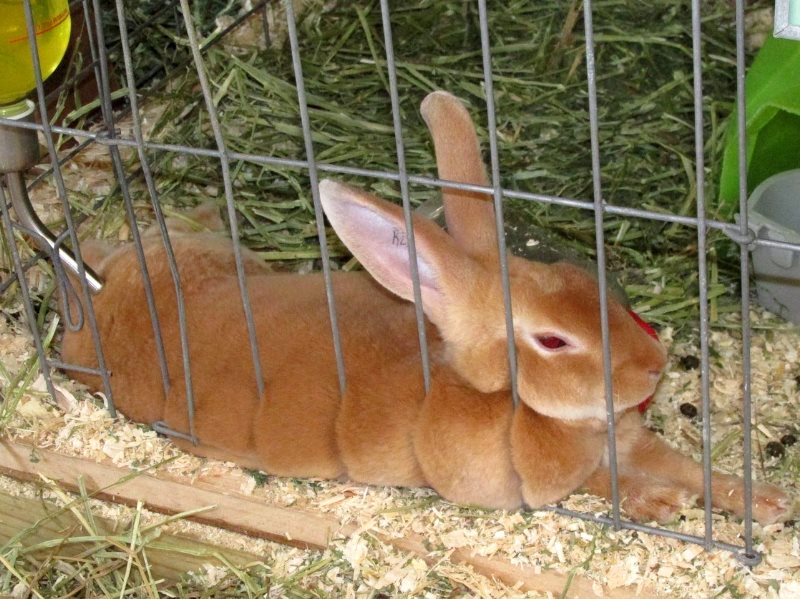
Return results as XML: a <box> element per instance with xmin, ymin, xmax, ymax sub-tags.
<box><xmin>60</xmin><ymin>91</ymin><xmax>791</xmax><ymax>525</ymax></box>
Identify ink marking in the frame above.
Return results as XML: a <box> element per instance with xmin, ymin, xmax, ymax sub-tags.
<box><xmin>391</xmin><ymin>227</ymin><xmax>408</xmax><ymax>247</ymax></box>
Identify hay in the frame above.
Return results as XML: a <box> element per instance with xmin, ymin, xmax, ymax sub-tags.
<box><xmin>20</xmin><ymin>0</ymin><xmax>768</xmax><ymax>327</ymax></box>
<box><xmin>106</xmin><ymin>0</ymin><xmax>767</xmax><ymax>327</ymax></box>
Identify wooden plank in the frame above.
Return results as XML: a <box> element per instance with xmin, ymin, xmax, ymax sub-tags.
<box><xmin>0</xmin><ymin>439</ymin><xmax>648</xmax><ymax>597</ymax></box>
<box><xmin>0</xmin><ymin>491</ymin><xmax>260</xmax><ymax>583</ymax></box>
<box><xmin>0</xmin><ymin>440</ymin><xmax>348</xmax><ymax>550</ymax></box>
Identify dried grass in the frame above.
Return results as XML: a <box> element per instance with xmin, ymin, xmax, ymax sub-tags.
<box><xmin>8</xmin><ymin>0</ymin><xmax>774</xmax><ymax>324</ymax></box>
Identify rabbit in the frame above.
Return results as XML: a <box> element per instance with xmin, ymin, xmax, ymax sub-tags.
<box><xmin>59</xmin><ymin>91</ymin><xmax>792</xmax><ymax>526</ymax></box>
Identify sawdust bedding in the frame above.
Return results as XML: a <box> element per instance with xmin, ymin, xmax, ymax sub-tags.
<box><xmin>1</xmin><ymin>267</ymin><xmax>799</xmax><ymax>597</ymax></box>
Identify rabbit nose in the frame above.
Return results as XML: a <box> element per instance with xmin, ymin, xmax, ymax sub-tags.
<box><xmin>649</xmin><ymin>369</ymin><xmax>662</xmax><ymax>381</ymax></box>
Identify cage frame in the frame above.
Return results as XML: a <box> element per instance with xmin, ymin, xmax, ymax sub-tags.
<box><xmin>1</xmin><ymin>0</ymin><xmax>799</xmax><ymax>569</ymax></box>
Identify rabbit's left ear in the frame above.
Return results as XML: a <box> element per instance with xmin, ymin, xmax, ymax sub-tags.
<box><xmin>319</xmin><ymin>179</ymin><xmax>477</xmax><ymax>329</ymax></box>
<box><xmin>421</xmin><ymin>91</ymin><xmax>499</xmax><ymax>259</ymax></box>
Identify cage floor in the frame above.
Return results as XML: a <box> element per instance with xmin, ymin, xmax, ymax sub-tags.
<box><xmin>1</xmin><ymin>295</ymin><xmax>798</xmax><ymax>597</ymax></box>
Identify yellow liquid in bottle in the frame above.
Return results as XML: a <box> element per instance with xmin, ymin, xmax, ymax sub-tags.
<box><xmin>0</xmin><ymin>0</ymin><xmax>72</xmax><ymax>105</ymax></box>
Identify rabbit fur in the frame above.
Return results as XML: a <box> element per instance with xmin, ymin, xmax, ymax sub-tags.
<box><xmin>60</xmin><ymin>91</ymin><xmax>791</xmax><ymax>525</ymax></box>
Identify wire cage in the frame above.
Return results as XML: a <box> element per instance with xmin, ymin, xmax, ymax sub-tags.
<box><xmin>1</xmin><ymin>0</ymin><xmax>797</xmax><ymax>573</ymax></box>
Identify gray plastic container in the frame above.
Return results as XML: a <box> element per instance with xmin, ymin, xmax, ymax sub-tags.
<box><xmin>745</xmin><ymin>169</ymin><xmax>800</xmax><ymax>324</ymax></box>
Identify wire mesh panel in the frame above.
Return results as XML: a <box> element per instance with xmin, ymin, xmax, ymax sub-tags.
<box><xmin>1</xmin><ymin>0</ymin><xmax>798</xmax><ymax>571</ymax></box>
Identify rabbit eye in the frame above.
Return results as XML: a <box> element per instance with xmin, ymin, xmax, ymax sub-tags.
<box><xmin>534</xmin><ymin>335</ymin><xmax>570</xmax><ymax>351</ymax></box>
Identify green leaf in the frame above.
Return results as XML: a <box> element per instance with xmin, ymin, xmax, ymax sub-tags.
<box><xmin>718</xmin><ymin>36</ymin><xmax>800</xmax><ymax>215</ymax></box>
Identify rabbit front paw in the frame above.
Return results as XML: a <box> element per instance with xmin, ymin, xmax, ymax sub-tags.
<box><xmin>750</xmin><ymin>482</ymin><xmax>793</xmax><ymax>525</ymax></box>
<box><xmin>711</xmin><ymin>477</ymin><xmax>792</xmax><ymax>525</ymax></box>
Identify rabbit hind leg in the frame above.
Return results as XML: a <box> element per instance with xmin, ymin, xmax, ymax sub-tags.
<box><xmin>170</xmin><ymin>437</ymin><xmax>265</xmax><ymax>472</ymax></box>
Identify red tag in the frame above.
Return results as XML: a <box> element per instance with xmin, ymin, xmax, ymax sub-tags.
<box><xmin>627</xmin><ymin>310</ymin><xmax>659</xmax><ymax>413</ymax></box>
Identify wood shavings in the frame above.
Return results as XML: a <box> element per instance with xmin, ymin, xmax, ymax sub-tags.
<box><xmin>606</xmin><ymin>554</ymin><xmax>641</xmax><ymax>589</ymax></box>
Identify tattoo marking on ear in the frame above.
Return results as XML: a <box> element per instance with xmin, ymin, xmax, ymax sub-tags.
<box><xmin>391</xmin><ymin>228</ymin><xmax>408</xmax><ymax>247</ymax></box>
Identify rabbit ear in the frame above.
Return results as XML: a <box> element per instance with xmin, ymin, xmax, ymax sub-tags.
<box><xmin>421</xmin><ymin>91</ymin><xmax>499</xmax><ymax>258</ymax></box>
<box><xmin>319</xmin><ymin>179</ymin><xmax>473</xmax><ymax>328</ymax></box>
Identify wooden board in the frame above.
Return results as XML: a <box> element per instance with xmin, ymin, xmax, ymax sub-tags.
<box><xmin>0</xmin><ymin>438</ymin><xmax>649</xmax><ymax>598</ymax></box>
<box><xmin>0</xmin><ymin>491</ymin><xmax>260</xmax><ymax>583</ymax></box>
<box><xmin>0</xmin><ymin>440</ymin><xmax>347</xmax><ymax>550</ymax></box>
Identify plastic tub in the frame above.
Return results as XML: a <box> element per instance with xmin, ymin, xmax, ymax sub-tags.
<box><xmin>746</xmin><ymin>169</ymin><xmax>800</xmax><ymax>324</ymax></box>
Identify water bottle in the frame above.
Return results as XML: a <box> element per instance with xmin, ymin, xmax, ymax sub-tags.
<box><xmin>0</xmin><ymin>0</ymin><xmax>71</xmax><ymax>108</ymax></box>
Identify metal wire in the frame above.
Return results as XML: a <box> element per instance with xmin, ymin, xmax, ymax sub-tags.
<box><xmin>690</xmin><ymin>0</ymin><xmax>715</xmax><ymax>549</ymax></box>
<box><xmin>178</xmin><ymin>0</ymin><xmax>266</xmax><ymax>404</ymax></box>
<box><xmin>11</xmin><ymin>115</ymin><xmax>793</xmax><ymax>252</ymax></box>
<box><xmin>93</xmin><ymin>0</ymin><xmax>173</xmax><ymax>402</ymax></box>
<box><xmin>735</xmin><ymin>0</ymin><xmax>756</xmax><ymax>559</ymax></box>
<box><xmin>581</xmin><ymin>0</ymin><xmax>621</xmax><ymax>527</ymax></box>
<box><xmin>476</xmin><ymin>0</ymin><xmax>519</xmax><ymax>407</ymax></box>
<box><xmin>47</xmin><ymin>359</ymin><xmax>105</xmax><ymax>377</ymax></box>
<box><xmin>378</xmin><ymin>0</ymin><xmax>431</xmax><ymax>393</ymax></box>
<box><xmin>0</xmin><ymin>0</ymin><xmax>780</xmax><ymax>564</ymax></box>
<box><xmin>0</xmin><ymin>183</ymin><xmax>58</xmax><ymax>402</ymax></box>
<box><xmin>543</xmin><ymin>504</ymin><xmax>759</xmax><ymax>565</ymax></box>
<box><xmin>284</xmin><ymin>0</ymin><xmax>348</xmax><ymax>397</ymax></box>
<box><xmin>79</xmin><ymin>0</ymin><xmax>102</xmax><ymax>97</ymax></box>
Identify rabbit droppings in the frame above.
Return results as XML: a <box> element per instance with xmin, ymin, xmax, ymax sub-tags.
<box><xmin>60</xmin><ymin>91</ymin><xmax>791</xmax><ymax>526</ymax></box>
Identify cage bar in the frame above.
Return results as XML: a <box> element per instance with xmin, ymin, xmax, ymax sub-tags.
<box><xmin>178</xmin><ymin>0</ymin><xmax>266</xmax><ymax>405</ymax></box>
<box><xmin>580</xmin><ymin>0</ymin><xmax>622</xmax><ymax>527</ymax></box>
<box><xmin>0</xmin><ymin>185</ymin><xmax>58</xmax><ymax>402</ymax></box>
<box><xmin>689</xmin><ymin>0</ymin><xmax>716</xmax><ymax>550</ymax></box>
<box><xmin>2</xmin><ymin>113</ymin><xmax>797</xmax><ymax>251</ymax></box>
<box><xmin>476</xmin><ymin>0</ymin><xmax>520</xmax><ymax>407</ymax></box>
<box><xmin>736</xmin><ymin>0</ymin><xmax>757</xmax><ymax>563</ymax></box>
<box><xmin>106</xmin><ymin>0</ymin><xmax>174</xmax><ymax>400</ymax></box>
<box><xmin>284</xmin><ymin>0</ymin><xmax>348</xmax><ymax>397</ymax></box>
<box><xmin>378</xmin><ymin>0</ymin><xmax>432</xmax><ymax>393</ymax></box>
